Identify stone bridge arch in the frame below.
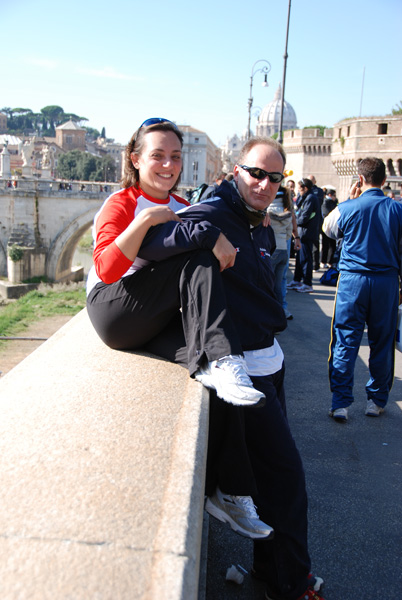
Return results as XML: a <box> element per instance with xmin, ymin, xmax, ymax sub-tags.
<box><xmin>46</xmin><ymin>208</ymin><xmax>96</xmax><ymax>282</ymax></box>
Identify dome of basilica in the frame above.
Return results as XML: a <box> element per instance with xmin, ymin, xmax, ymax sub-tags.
<box><xmin>256</xmin><ymin>84</ymin><xmax>297</xmax><ymax>137</ymax></box>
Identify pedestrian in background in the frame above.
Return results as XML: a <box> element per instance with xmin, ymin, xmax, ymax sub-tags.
<box><xmin>308</xmin><ymin>175</ymin><xmax>324</xmax><ymax>270</ymax></box>
<box><xmin>287</xmin><ymin>178</ymin><xmax>320</xmax><ymax>293</ymax></box>
<box><xmin>320</xmin><ymin>189</ymin><xmax>338</xmax><ymax>267</ymax></box>
<box><xmin>323</xmin><ymin>157</ymin><xmax>402</xmax><ymax>421</ymax></box>
<box><xmin>268</xmin><ymin>186</ymin><xmax>294</xmax><ymax>307</ymax></box>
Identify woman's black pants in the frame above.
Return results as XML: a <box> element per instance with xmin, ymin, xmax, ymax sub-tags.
<box><xmin>86</xmin><ymin>250</ymin><xmax>242</xmax><ymax>376</ymax></box>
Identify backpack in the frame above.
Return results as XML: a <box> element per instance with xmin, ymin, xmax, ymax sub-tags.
<box><xmin>319</xmin><ymin>266</ymin><xmax>339</xmax><ymax>287</ymax></box>
<box><xmin>188</xmin><ymin>183</ymin><xmax>209</xmax><ymax>204</ymax></box>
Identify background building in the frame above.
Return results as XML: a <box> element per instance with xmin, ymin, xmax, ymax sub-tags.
<box><xmin>55</xmin><ymin>120</ymin><xmax>86</xmax><ymax>152</ymax></box>
<box><xmin>331</xmin><ymin>115</ymin><xmax>402</xmax><ymax>199</ymax></box>
<box><xmin>179</xmin><ymin>125</ymin><xmax>222</xmax><ymax>193</ymax></box>
<box><xmin>282</xmin><ymin>127</ymin><xmax>338</xmax><ymax>190</ymax></box>
<box><xmin>256</xmin><ymin>84</ymin><xmax>297</xmax><ymax>138</ymax></box>
<box><xmin>221</xmin><ymin>133</ymin><xmax>246</xmax><ymax>173</ymax></box>
<box><xmin>94</xmin><ymin>137</ymin><xmax>124</xmax><ymax>180</ymax></box>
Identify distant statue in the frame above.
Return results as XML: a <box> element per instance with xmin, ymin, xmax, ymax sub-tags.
<box><xmin>0</xmin><ymin>140</ymin><xmax>11</xmax><ymax>179</ymax></box>
<box><xmin>41</xmin><ymin>145</ymin><xmax>50</xmax><ymax>168</ymax></box>
<box><xmin>21</xmin><ymin>137</ymin><xmax>36</xmax><ymax>167</ymax></box>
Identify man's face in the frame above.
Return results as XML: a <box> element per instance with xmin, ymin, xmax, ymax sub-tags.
<box><xmin>233</xmin><ymin>144</ymin><xmax>284</xmax><ymax>211</ymax></box>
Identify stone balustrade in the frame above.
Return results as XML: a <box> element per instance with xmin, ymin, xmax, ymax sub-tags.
<box><xmin>0</xmin><ymin>310</ymin><xmax>209</xmax><ymax>599</ymax></box>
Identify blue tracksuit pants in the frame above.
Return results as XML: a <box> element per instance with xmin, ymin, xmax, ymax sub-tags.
<box><xmin>329</xmin><ymin>271</ymin><xmax>399</xmax><ymax>409</ymax></box>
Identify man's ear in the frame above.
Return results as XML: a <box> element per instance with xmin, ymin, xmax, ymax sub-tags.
<box><xmin>233</xmin><ymin>164</ymin><xmax>240</xmax><ymax>182</ymax></box>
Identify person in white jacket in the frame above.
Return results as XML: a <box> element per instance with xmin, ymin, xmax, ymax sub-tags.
<box><xmin>268</xmin><ymin>186</ymin><xmax>295</xmax><ymax>306</ymax></box>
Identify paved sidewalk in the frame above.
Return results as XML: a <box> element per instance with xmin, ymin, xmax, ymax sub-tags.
<box><xmin>206</xmin><ymin>267</ymin><xmax>402</xmax><ymax>600</ymax></box>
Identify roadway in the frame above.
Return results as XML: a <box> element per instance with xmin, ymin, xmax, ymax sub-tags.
<box><xmin>205</xmin><ymin>264</ymin><xmax>402</xmax><ymax>600</ymax></box>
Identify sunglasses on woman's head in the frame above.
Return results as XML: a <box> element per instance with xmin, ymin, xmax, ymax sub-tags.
<box><xmin>238</xmin><ymin>165</ymin><xmax>285</xmax><ymax>183</ymax></box>
<box><xmin>138</xmin><ymin>118</ymin><xmax>179</xmax><ymax>130</ymax></box>
<box><xmin>133</xmin><ymin>118</ymin><xmax>180</xmax><ymax>146</ymax></box>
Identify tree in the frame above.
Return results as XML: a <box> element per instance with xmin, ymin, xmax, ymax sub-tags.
<box><xmin>101</xmin><ymin>127</ymin><xmax>106</xmax><ymax>139</ymax></box>
<box><xmin>99</xmin><ymin>155</ymin><xmax>116</xmax><ymax>182</ymax></box>
<box><xmin>41</xmin><ymin>105</ymin><xmax>64</xmax><ymax>124</ymax></box>
<box><xmin>83</xmin><ymin>127</ymin><xmax>101</xmax><ymax>140</ymax></box>
<box><xmin>80</xmin><ymin>154</ymin><xmax>98</xmax><ymax>181</ymax></box>
<box><xmin>391</xmin><ymin>101</ymin><xmax>402</xmax><ymax>115</ymax></box>
<box><xmin>1</xmin><ymin>103</ymin><xmax>91</xmax><ymax>138</ymax></box>
<box><xmin>64</xmin><ymin>113</ymin><xmax>89</xmax><ymax>125</ymax></box>
<box><xmin>57</xmin><ymin>150</ymin><xmax>81</xmax><ymax>180</ymax></box>
<box><xmin>12</xmin><ymin>108</ymin><xmax>33</xmax><ymax>115</ymax></box>
<box><xmin>57</xmin><ymin>150</ymin><xmax>117</xmax><ymax>182</ymax></box>
<box><xmin>0</xmin><ymin>107</ymin><xmax>13</xmax><ymax>118</ymax></box>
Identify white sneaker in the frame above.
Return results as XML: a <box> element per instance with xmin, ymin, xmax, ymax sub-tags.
<box><xmin>295</xmin><ymin>284</ymin><xmax>314</xmax><ymax>293</ymax></box>
<box><xmin>286</xmin><ymin>280</ymin><xmax>302</xmax><ymax>289</ymax></box>
<box><xmin>329</xmin><ymin>407</ymin><xmax>348</xmax><ymax>421</ymax></box>
<box><xmin>205</xmin><ymin>487</ymin><xmax>274</xmax><ymax>540</ymax></box>
<box><xmin>195</xmin><ymin>355</ymin><xmax>265</xmax><ymax>407</ymax></box>
<box><xmin>365</xmin><ymin>399</ymin><xmax>384</xmax><ymax>417</ymax></box>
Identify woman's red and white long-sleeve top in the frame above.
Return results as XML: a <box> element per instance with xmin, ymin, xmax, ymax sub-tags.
<box><xmin>86</xmin><ymin>186</ymin><xmax>189</xmax><ymax>293</ymax></box>
<box><xmin>86</xmin><ymin>185</ymin><xmax>221</xmax><ymax>295</ymax></box>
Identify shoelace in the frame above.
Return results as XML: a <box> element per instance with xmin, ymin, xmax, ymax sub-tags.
<box><xmin>233</xmin><ymin>495</ymin><xmax>259</xmax><ymax>519</ymax></box>
<box><xmin>215</xmin><ymin>355</ymin><xmax>251</xmax><ymax>385</ymax></box>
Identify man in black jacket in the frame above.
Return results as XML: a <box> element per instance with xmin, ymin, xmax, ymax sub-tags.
<box><xmin>308</xmin><ymin>175</ymin><xmax>324</xmax><ymax>270</ymax></box>
<box><xmin>140</xmin><ymin>137</ymin><xmax>324</xmax><ymax>600</ymax></box>
<box><xmin>287</xmin><ymin>178</ymin><xmax>320</xmax><ymax>293</ymax></box>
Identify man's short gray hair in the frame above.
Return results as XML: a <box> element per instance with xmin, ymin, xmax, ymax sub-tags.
<box><xmin>238</xmin><ymin>137</ymin><xmax>286</xmax><ymax>167</ymax></box>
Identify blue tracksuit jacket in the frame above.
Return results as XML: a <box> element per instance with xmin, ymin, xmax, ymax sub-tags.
<box><xmin>323</xmin><ymin>187</ymin><xmax>402</xmax><ymax>407</ymax></box>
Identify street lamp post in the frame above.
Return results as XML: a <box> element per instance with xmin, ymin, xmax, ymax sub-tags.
<box><xmin>247</xmin><ymin>59</ymin><xmax>271</xmax><ymax>140</ymax></box>
<box><xmin>278</xmin><ymin>0</ymin><xmax>292</xmax><ymax>144</ymax></box>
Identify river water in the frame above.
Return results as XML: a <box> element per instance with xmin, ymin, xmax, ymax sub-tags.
<box><xmin>72</xmin><ymin>247</ymin><xmax>93</xmax><ymax>278</ymax></box>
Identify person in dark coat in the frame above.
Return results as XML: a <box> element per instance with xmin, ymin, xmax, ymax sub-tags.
<box><xmin>287</xmin><ymin>178</ymin><xmax>320</xmax><ymax>293</ymax></box>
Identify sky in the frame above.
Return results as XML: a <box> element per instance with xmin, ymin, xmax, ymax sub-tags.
<box><xmin>2</xmin><ymin>0</ymin><xmax>402</xmax><ymax>148</ymax></box>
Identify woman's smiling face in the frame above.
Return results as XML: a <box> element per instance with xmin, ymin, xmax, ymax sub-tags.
<box><xmin>131</xmin><ymin>130</ymin><xmax>182</xmax><ymax>199</ymax></box>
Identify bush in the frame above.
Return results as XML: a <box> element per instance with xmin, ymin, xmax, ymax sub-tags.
<box><xmin>8</xmin><ymin>245</ymin><xmax>24</xmax><ymax>262</ymax></box>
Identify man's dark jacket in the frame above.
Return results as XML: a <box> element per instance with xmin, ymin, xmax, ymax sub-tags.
<box><xmin>139</xmin><ymin>180</ymin><xmax>287</xmax><ymax>351</ymax></box>
<box><xmin>296</xmin><ymin>191</ymin><xmax>321</xmax><ymax>242</ymax></box>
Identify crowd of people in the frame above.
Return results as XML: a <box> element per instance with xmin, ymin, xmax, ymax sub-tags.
<box><xmin>86</xmin><ymin>117</ymin><xmax>402</xmax><ymax>600</ymax></box>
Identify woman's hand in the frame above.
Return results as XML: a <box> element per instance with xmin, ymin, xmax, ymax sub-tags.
<box><xmin>212</xmin><ymin>233</ymin><xmax>237</xmax><ymax>272</ymax></box>
<box><xmin>115</xmin><ymin>206</ymin><xmax>182</xmax><ymax>262</ymax></box>
<box><xmin>139</xmin><ymin>205</ymin><xmax>183</xmax><ymax>227</ymax></box>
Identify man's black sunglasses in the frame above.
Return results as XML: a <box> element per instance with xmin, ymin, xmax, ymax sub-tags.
<box><xmin>238</xmin><ymin>164</ymin><xmax>285</xmax><ymax>183</ymax></box>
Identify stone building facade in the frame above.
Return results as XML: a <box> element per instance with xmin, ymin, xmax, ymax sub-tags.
<box><xmin>282</xmin><ymin>128</ymin><xmax>338</xmax><ymax>190</ymax></box>
<box><xmin>55</xmin><ymin>120</ymin><xmax>86</xmax><ymax>151</ymax></box>
<box><xmin>94</xmin><ymin>138</ymin><xmax>124</xmax><ymax>180</ymax></box>
<box><xmin>178</xmin><ymin>125</ymin><xmax>222</xmax><ymax>193</ymax></box>
<box><xmin>221</xmin><ymin>133</ymin><xmax>246</xmax><ymax>173</ymax></box>
<box><xmin>331</xmin><ymin>115</ymin><xmax>402</xmax><ymax>200</ymax></box>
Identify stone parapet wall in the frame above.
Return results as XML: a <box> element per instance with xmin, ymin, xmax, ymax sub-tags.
<box><xmin>0</xmin><ymin>310</ymin><xmax>208</xmax><ymax>599</ymax></box>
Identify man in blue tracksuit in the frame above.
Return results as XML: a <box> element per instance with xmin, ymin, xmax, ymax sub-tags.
<box><xmin>323</xmin><ymin>157</ymin><xmax>402</xmax><ymax>421</ymax></box>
